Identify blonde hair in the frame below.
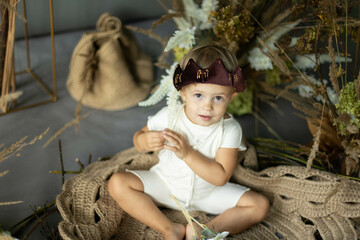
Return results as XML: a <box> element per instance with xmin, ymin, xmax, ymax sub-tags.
<box><xmin>179</xmin><ymin>44</ymin><xmax>238</xmax><ymax>72</ymax></box>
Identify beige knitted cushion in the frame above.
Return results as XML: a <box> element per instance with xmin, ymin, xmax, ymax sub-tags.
<box><xmin>57</xmin><ymin>147</ymin><xmax>360</xmax><ymax>239</ymax></box>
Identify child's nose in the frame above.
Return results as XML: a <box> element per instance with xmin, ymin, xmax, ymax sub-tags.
<box><xmin>203</xmin><ymin>100</ymin><xmax>213</xmax><ymax>110</ymax></box>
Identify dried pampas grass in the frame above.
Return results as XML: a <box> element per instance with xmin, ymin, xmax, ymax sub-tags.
<box><xmin>43</xmin><ymin>111</ymin><xmax>92</xmax><ymax>148</ymax></box>
<box><xmin>0</xmin><ymin>91</ymin><xmax>22</xmax><ymax>105</ymax></box>
<box><xmin>327</xmin><ymin>36</ymin><xmax>340</xmax><ymax>94</ymax></box>
<box><xmin>0</xmin><ymin>170</ymin><xmax>8</xmax><ymax>178</ymax></box>
<box><xmin>0</xmin><ymin>128</ymin><xmax>49</xmax><ymax>164</ymax></box>
<box><xmin>0</xmin><ymin>201</ymin><xmax>23</xmax><ymax>206</ymax></box>
<box><xmin>257</xmin><ymin>37</ymin><xmax>291</xmax><ymax>77</ymax></box>
<box><xmin>0</xmin><ymin>128</ymin><xmax>49</xmax><ymax>207</ymax></box>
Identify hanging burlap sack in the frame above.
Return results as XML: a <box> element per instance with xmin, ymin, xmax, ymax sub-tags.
<box><xmin>66</xmin><ymin>13</ymin><xmax>153</xmax><ymax>110</ymax></box>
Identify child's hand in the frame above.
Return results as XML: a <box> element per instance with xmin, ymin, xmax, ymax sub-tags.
<box><xmin>163</xmin><ymin>128</ymin><xmax>193</xmax><ymax>159</ymax></box>
<box><xmin>141</xmin><ymin>131</ymin><xmax>165</xmax><ymax>152</ymax></box>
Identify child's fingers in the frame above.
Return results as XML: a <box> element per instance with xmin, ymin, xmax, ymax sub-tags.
<box><xmin>163</xmin><ymin>129</ymin><xmax>182</xmax><ymax>143</ymax></box>
<box><xmin>149</xmin><ymin>131</ymin><xmax>165</xmax><ymax>141</ymax></box>
<box><xmin>149</xmin><ymin>141</ymin><xmax>163</xmax><ymax>148</ymax></box>
<box><xmin>163</xmin><ymin>128</ymin><xmax>180</xmax><ymax>136</ymax></box>
<box><xmin>163</xmin><ymin>144</ymin><xmax>177</xmax><ymax>152</ymax></box>
<box><xmin>151</xmin><ymin>145</ymin><xmax>164</xmax><ymax>151</ymax></box>
<box><xmin>146</xmin><ymin>132</ymin><xmax>165</xmax><ymax>146</ymax></box>
<box><xmin>163</xmin><ymin>134</ymin><xmax>179</xmax><ymax>148</ymax></box>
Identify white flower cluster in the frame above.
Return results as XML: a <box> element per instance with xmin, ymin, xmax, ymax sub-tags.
<box><xmin>0</xmin><ymin>232</ymin><xmax>19</xmax><ymax>240</ymax></box>
<box><xmin>166</xmin><ymin>88</ymin><xmax>182</xmax><ymax>128</ymax></box>
<box><xmin>248</xmin><ymin>47</ymin><xmax>273</xmax><ymax>71</ymax></box>
<box><xmin>182</xmin><ymin>0</ymin><xmax>218</xmax><ymax>31</ymax></box>
<box><xmin>248</xmin><ymin>21</ymin><xmax>300</xmax><ymax>71</ymax></box>
<box><xmin>296</xmin><ymin>74</ymin><xmax>339</xmax><ymax>104</ymax></box>
<box><xmin>165</xmin><ymin>0</ymin><xmax>218</xmax><ymax>52</ymax></box>
<box><xmin>207</xmin><ymin>231</ymin><xmax>229</xmax><ymax>240</ymax></box>
<box><xmin>142</xmin><ymin>0</ymin><xmax>220</xmax><ymax>109</ymax></box>
<box><xmin>138</xmin><ymin>63</ymin><xmax>178</xmax><ymax>107</ymax></box>
<box><xmin>295</xmin><ymin>54</ymin><xmax>349</xmax><ymax>70</ymax></box>
<box><xmin>294</xmin><ymin>50</ymin><xmax>349</xmax><ymax>104</ymax></box>
<box><xmin>138</xmin><ymin>62</ymin><xmax>181</xmax><ymax>127</ymax></box>
<box><xmin>164</xmin><ymin>27</ymin><xmax>196</xmax><ymax>52</ymax></box>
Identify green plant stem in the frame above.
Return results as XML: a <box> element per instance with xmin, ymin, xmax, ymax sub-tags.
<box><xmin>9</xmin><ymin>201</ymin><xmax>55</xmax><ymax>235</ymax></box>
<box><xmin>250</xmin><ymin>138</ymin><xmax>307</xmax><ymax>154</ymax></box>
<box><xmin>23</xmin><ymin>206</ymin><xmax>58</xmax><ymax>240</ymax></box>
<box><xmin>255</xmin><ymin>146</ymin><xmax>325</xmax><ymax>170</ymax></box>
<box><xmin>58</xmin><ymin>139</ymin><xmax>64</xmax><ymax>185</ymax></box>
<box><xmin>337</xmin><ymin>174</ymin><xmax>360</xmax><ymax>182</ymax></box>
<box><xmin>257</xmin><ymin>151</ymin><xmax>303</xmax><ymax>166</ymax></box>
<box><xmin>249</xmin><ymin>137</ymin><xmax>304</xmax><ymax>148</ymax></box>
<box><xmin>49</xmin><ymin>170</ymin><xmax>82</xmax><ymax>174</ymax></box>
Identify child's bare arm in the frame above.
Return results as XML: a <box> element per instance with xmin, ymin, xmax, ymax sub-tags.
<box><xmin>133</xmin><ymin>126</ymin><xmax>165</xmax><ymax>153</ymax></box>
<box><xmin>163</xmin><ymin>128</ymin><xmax>238</xmax><ymax>186</ymax></box>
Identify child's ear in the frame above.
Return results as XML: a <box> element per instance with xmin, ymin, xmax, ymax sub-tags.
<box><xmin>180</xmin><ymin>89</ymin><xmax>186</xmax><ymax>102</ymax></box>
<box><xmin>230</xmin><ymin>91</ymin><xmax>238</xmax><ymax>101</ymax></box>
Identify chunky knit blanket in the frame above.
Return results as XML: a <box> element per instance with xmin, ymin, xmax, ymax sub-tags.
<box><xmin>57</xmin><ymin>147</ymin><xmax>360</xmax><ymax>239</ymax></box>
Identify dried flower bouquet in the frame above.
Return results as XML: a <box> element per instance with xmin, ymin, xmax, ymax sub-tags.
<box><xmin>133</xmin><ymin>0</ymin><xmax>360</xmax><ymax>179</ymax></box>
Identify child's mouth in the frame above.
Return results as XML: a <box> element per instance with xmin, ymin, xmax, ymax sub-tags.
<box><xmin>199</xmin><ymin>115</ymin><xmax>212</xmax><ymax>121</ymax></box>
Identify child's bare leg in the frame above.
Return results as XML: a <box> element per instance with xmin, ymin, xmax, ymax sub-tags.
<box><xmin>186</xmin><ymin>190</ymin><xmax>269</xmax><ymax>239</ymax></box>
<box><xmin>108</xmin><ymin>172</ymin><xmax>185</xmax><ymax>240</ymax></box>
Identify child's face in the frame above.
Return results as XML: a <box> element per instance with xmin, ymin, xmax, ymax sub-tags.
<box><xmin>180</xmin><ymin>83</ymin><xmax>237</xmax><ymax>126</ymax></box>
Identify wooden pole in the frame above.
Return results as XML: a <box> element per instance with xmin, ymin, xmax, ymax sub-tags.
<box><xmin>0</xmin><ymin>2</ymin><xmax>8</xmax><ymax>93</ymax></box>
<box><xmin>1</xmin><ymin>0</ymin><xmax>16</xmax><ymax>112</ymax></box>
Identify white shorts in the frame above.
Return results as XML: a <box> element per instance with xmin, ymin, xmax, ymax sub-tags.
<box><xmin>127</xmin><ymin>169</ymin><xmax>250</xmax><ymax>215</ymax></box>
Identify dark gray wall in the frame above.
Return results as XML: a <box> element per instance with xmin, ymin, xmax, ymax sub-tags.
<box><xmin>15</xmin><ymin>0</ymin><xmax>167</xmax><ymax>38</ymax></box>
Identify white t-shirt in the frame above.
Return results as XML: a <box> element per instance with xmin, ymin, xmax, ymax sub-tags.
<box><xmin>147</xmin><ymin>105</ymin><xmax>246</xmax><ymax>205</ymax></box>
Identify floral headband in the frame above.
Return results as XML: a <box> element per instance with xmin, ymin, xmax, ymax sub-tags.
<box><xmin>173</xmin><ymin>58</ymin><xmax>246</xmax><ymax>92</ymax></box>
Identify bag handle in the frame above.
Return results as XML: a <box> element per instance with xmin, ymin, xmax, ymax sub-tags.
<box><xmin>95</xmin><ymin>12</ymin><xmax>129</xmax><ymax>46</ymax></box>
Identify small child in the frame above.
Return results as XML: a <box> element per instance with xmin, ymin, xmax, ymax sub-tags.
<box><xmin>108</xmin><ymin>44</ymin><xmax>269</xmax><ymax>240</ymax></box>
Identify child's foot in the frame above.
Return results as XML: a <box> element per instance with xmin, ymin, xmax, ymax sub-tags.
<box><xmin>185</xmin><ymin>223</ymin><xmax>203</xmax><ymax>240</ymax></box>
<box><xmin>163</xmin><ymin>223</ymin><xmax>186</xmax><ymax>240</ymax></box>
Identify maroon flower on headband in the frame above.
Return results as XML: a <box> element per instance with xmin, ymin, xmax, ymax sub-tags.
<box><xmin>173</xmin><ymin>58</ymin><xmax>246</xmax><ymax>92</ymax></box>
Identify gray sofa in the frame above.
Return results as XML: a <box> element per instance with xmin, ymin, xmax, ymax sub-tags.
<box><xmin>0</xmin><ymin>1</ymin><xmax>312</xmax><ymax>239</ymax></box>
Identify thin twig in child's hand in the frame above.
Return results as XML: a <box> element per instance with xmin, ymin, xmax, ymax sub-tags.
<box><xmin>171</xmin><ymin>195</ymin><xmax>208</xmax><ymax>239</ymax></box>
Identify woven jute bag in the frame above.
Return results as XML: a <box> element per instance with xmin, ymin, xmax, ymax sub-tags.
<box><xmin>66</xmin><ymin>13</ymin><xmax>153</xmax><ymax>110</ymax></box>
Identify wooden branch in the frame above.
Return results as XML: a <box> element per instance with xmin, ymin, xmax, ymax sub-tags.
<box><xmin>0</xmin><ymin>3</ymin><xmax>8</xmax><ymax>93</ymax></box>
<box><xmin>1</xmin><ymin>0</ymin><xmax>16</xmax><ymax>112</ymax></box>
<box><xmin>58</xmin><ymin>139</ymin><xmax>65</xmax><ymax>185</ymax></box>
<box><xmin>88</xmin><ymin>153</ymin><xmax>92</xmax><ymax>165</ymax></box>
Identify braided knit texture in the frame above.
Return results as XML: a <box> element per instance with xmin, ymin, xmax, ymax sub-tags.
<box><xmin>57</xmin><ymin>147</ymin><xmax>360</xmax><ymax>239</ymax></box>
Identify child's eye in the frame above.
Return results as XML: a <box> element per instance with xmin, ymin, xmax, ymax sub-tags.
<box><xmin>194</xmin><ymin>93</ymin><xmax>203</xmax><ymax>99</ymax></box>
<box><xmin>214</xmin><ymin>96</ymin><xmax>223</xmax><ymax>101</ymax></box>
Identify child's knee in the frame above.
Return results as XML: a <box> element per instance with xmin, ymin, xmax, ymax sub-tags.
<box><xmin>255</xmin><ymin>194</ymin><xmax>270</xmax><ymax>221</ymax></box>
<box><xmin>108</xmin><ymin>172</ymin><xmax>128</xmax><ymax>197</ymax></box>
<box><xmin>239</xmin><ymin>191</ymin><xmax>270</xmax><ymax>222</ymax></box>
